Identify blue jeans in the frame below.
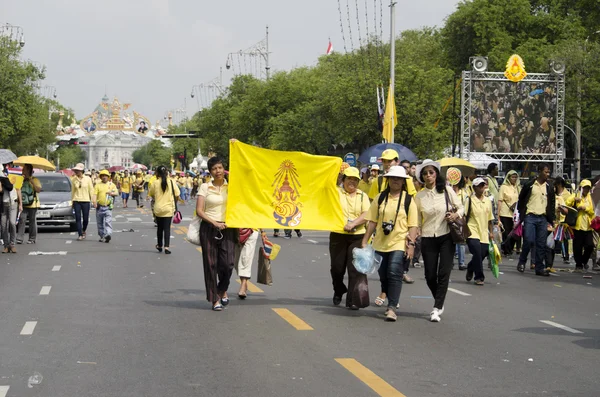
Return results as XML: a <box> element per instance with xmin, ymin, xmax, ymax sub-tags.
<box><xmin>73</xmin><ymin>201</ymin><xmax>90</xmax><ymax>237</ymax></box>
<box><xmin>376</xmin><ymin>250</ymin><xmax>405</xmax><ymax>309</ymax></box>
<box><xmin>96</xmin><ymin>206</ymin><xmax>112</xmax><ymax>238</ymax></box>
<box><xmin>180</xmin><ymin>187</ymin><xmax>188</xmax><ymax>201</ymax></box>
<box><xmin>466</xmin><ymin>238</ymin><xmax>489</xmax><ymax>281</ymax></box>
<box><xmin>456</xmin><ymin>244</ymin><xmax>465</xmax><ymax>266</ymax></box>
<box><xmin>519</xmin><ymin>215</ymin><xmax>547</xmax><ymax>273</ymax></box>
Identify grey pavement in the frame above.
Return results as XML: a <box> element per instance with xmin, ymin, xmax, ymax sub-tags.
<box><xmin>0</xmin><ymin>200</ymin><xmax>599</xmax><ymax>396</ymax></box>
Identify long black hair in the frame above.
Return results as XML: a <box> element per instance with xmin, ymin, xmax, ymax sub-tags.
<box><xmin>420</xmin><ymin>166</ymin><xmax>446</xmax><ymax>193</ymax></box>
<box><xmin>156</xmin><ymin>165</ymin><xmax>168</xmax><ymax>192</ymax></box>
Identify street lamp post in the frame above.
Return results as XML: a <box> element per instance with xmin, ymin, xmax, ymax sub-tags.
<box><xmin>0</xmin><ymin>23</ymin><xmax>25</xmax><ymax>48</ymax></box>
<box><xmin>564</xmin><ymin>124</ymin><xmax>579</xmax><ymax>179</ymax></box>
<box><xmin>225</xmin><ymin>26</ymin><xmax>270</xmax><ymax>80</ymax></box>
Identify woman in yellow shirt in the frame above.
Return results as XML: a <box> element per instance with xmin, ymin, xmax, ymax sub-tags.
<box><xmin>499</xmin><ymin>170</ymin><xmax>520</xmax><ymax>255</ymax></box>
<box><xmin>329</xmin><ymin>167</ymin><xmax>371</xmax><ymax>310</ymax></box>
<box><xmin>196</xmin><ymin>157</ymin><xmax>235</xmax><ymax>311</ymax></box>
<box><xmin>71</xmin><ymin>163</ymin><xmax>94</xmax><ymax>241</ymax></box>
<box><xmin>149</xmin><ymin>166</ymin><xmax>180</xmax><ymax>255</ymax></box>
<box><xmin>566</xmin><ymin>180</ymin><xmax>596</xmax><ymax>271</ymax></box>
<box><xmin>465</xmin><ymin>178</ymin><xmax>494</xmax><ymax>285</ymax></box>
<box><xmin>362</xmin><ymin>166</ymin><xmax>418</xmax><ymax>322</ymax></box>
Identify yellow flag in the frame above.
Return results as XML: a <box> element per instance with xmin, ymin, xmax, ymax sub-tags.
<box><xmin>226</xmin><ymin>141</ymin><xmax>345</xmax><ymax>231</ymax></box>
<box><xmin>382</xmin><ymin>84</ymin><xmax>397</xmax><ymax>143</ymax></box>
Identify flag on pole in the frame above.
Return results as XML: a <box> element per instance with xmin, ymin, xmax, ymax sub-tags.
<box><xmin>326</xmin><ymin>40</ymin><xmax>333</xmax><ymax>55</ymax></box>
<box><xmin>382</xmin><ymin>84</ymin><xmax>397</xmax><ymax>143</ymax></box>
<box><xmin>377</xmin><ymin>85</ymin><xmax>385</xmax><ymax>132</ymax></box>
<box><xmin>226</xmin><ymin>140</ymin><xmax>345</xmax><ymax>231</ymax></box>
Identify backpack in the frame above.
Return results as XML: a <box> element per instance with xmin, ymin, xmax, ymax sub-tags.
<box><xmin>22</xmin><ymin>179</ymin><xmax>35</xmax><ymax>206</ymax></box>
<box><xmin>377</xmin><ymin>189</ymin><xmax>412</xmax><ymax>219</ymax></box>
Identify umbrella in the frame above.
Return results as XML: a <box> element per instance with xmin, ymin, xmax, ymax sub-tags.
<box><xmin>187</xmin><ymin>170</ymin><xmax>197</xmax><ymax>177</ymax></box>
<box><xmin>13</xmin><ymin>155</ymin><xmax>56</xmax><ymax>171</ymax></box>
<box><xmin>592</xmin><ymin>178</ymin><xmax>600</xmax><ymax>208</ymax></box>
<box><xmin>131</xmin><ymin>163</ymin><xmax>148</xmax><ymax>171</ymax></box>
<box><xmin>357</xmin><ymin>143</ymin><xmax>417</xmax><ymax>164</ymax></box>
<box><xmin>439</xmin><ymin>157</ymin><xmax>476</xmax><ymax>177</ymax></box>
<box><xmin>0</xmin><ymin>149</ymin><xmax>17</xmax><ymax>165</ymax></box>
<box><xmin>108</xmin><ymin>165</ymin><xmax>125</xmax><ymax>172</ymax></box>
<box><xmin>60</xmin><ymin>169</ymin><xmax>75</xmax><ymax>177</ymax></box>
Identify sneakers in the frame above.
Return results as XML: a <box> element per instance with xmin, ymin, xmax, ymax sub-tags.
<box><xmin>430</xmin><ymin>308</ymin><xmax>441</xmax><ymax>322</ymax></box>
<box><xmin>384</xmin><ymin>308</ymin><xmax>397</xmax><ymax>322</ymax></box>
<box><xmin>99</xmin><ymin>237</ymin><xmax>105</xmax><ymax>243</ymax></box>
<box><xmin>333</xmin><ymin>295</ymin><xmax>342</xmax><ymax>306</ymax></box>
<box><xmin>296</xmin><ymin>231</ymin><xmax>303</xmax><ymax>238</ymax></box>
<box><xmin>547</xmin><ymin>267</ymin><xmax>557</xmax><ymax>273</ymax></box>
<box><xmin>283</xmin><ymin>234</ymin><xmax>291</xmax><ymax>240</ymax></box>
<box><xmin>105</xmin><ymin>235</ymin><xmax>111</xmax><ymax>243</ymax></box>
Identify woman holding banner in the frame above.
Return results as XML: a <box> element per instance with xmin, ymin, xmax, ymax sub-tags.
<box><xmin>329</xmin><ymin>167</ymin><xmax>371</xmax><ymax>310</ymax></box>
<box><xmin>196</xmin><ymin>157</ymin><xmax>237</xmax><ymax>311</ymax></box>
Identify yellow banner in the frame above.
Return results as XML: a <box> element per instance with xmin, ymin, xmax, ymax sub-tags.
<box><xmin>226</xmin><ymin>141</ymin><xmax>345</xmax><ymax>231</ymax></box>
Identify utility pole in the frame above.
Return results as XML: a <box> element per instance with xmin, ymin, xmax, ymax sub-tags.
<box><xmin>265</xmin><ymin>25</ymin><xmax>271</xmax><ymax>80</ymax></box>
<box><xmin>389</xmin><ymin>0</ymin><xmax>396</xmax><ymax>143</ymax></box>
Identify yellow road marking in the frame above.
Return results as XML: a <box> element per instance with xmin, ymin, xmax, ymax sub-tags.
<box><xmin>554</xmin><ymin>284</ymin><xmax>562</xmax><ymax>288</ymax></box>
<box><xmin>235</xmin><ymin>279</ymin><xmax>264</xmax><ymax>293</ymax></box>
<box><xmin>174</xmin><ymin>229</ymin><xmax>184</xmax><ymax>235</ymax></box>
<box><xmin>272</xmin><ymin>308</ymin><xmax>313</xmax><ymax>331</ymax></box>
<box><xmin>335</xmin><ymin>358</ymin><xmax>406</xmax><ymax>397</ymax></box>
<box><xmin>179</xmin><ymin>226</ymin><xmax>188</xmax><ymax>233</ymax></box>
<box><xmin>196</xmin><ymin>247</ymin><xmax>202</xmax><ymax>253</ymax></box>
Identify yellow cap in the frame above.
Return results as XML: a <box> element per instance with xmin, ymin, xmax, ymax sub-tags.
<box><xmin>343</xmin><ymin>167</ymin><xmax>360</xmax><ymax>179</ymax></box>
<box><xmin>379</xmin><ymin>149</ymin><xmax>399</xmax><ymax>161</ymax></box>
<box><xmin>580</xmin><ymin>179</ymin><xmax>592</xmax><ymax>188</ymax></box>
<box><xmin>99</xmin><ymin>170</ymin><xmax>110</xmax><ymax>177</ymax></box>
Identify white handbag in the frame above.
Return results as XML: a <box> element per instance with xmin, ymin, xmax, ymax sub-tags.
<box><xmin>186</xmin><ymin>216</ymin><xmax>201</xmax><ymax>246</ymax></box>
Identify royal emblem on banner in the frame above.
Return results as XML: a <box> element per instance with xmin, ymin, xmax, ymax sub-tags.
<box><xmin>505</xmin><ymin>54</ymin><xmax>527</xmax><ymax>82</ymax></box>
<box><xmin>272</xmin><ymin>160</ymin><xmax>303</xmax><ymax>227</ymax></box>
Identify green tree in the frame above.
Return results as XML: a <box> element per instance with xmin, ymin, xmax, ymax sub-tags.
<box><xmin>49</xmin><ymin>145</ymin><xmax>86</xmax><ymax>169</ymax></box>
<box><xmin>132</xmin><ymin>140</ymin><xmax>171</xmax><ymax>169</ymax></box>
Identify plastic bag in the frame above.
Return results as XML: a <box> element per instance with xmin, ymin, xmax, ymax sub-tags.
<box><xmin>488</xmin><ymin>243</ymin><xmax>500</xmax><ymax>278</ymax></box>
<box><xmin>492</xmin><ymin>224</ymin><xmax>503</xmax><ymax>245</ymax></box>
<box><xmin>352</xmin><ymin>245</ymin><xmax>382</xmax><ymax>275</ymax></box>
<box><xmin>546</xmin><ymin>232</ymin><xmax>555</xmax><ymax>249</ymax></box>
<box><xmin>186</xmin><ymin>216</ymin><xmax>201</xmax><ymax>245</ymax></box>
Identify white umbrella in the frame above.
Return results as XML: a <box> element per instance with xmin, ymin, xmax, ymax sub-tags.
<box><xmin>131</xmin><ymin>163</ymin><xmax>148</xmax><ymax>171</ymax></box>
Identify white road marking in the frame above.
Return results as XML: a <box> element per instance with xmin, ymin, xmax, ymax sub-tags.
<box><xmin>39</xmin><ymin>286</ymin><xmax>51</xmax><ymax>295</ymax></box>
<box><xmin>0</xmin><ymin>386</ymin><xmax>9</xmax><ymax>397</ymax></box>
<box><xmin>127</xmin><ymin>217</ymin><xmax>142</xmax><ymax>222</ymax></box>
<box><xmin>66</xmin><ymin>240</ymin><xmax>72</xmax><ymax>244</ymax></box>
<box><xmin>448</xmin><ymin>288</ymin><xmax>471</xmax><ymax>296</ymax></box>
<box><xmin>20</xmin><ymin>321</ymin><xmax>37</xmax><ymax>335</ymax></box>
<box><xmin>52</xmin><ymin>266</ymin><xmax>61</xmax><ymax>272</ymax></box>
<box><xmin>307</xmin><ymin>239</ymin><xmax>318</xmax><ymax>244</ymax></box>
<box><xmin>29</xmin><ymin>251</ymin><xmax>68</xmax><ymax>256</ymax></box>
<box><xmin>115</xmin><ymin>215</ymin><xmax>124</xmax><ymax>218</ymax></box>
<box><xmin>539</xmin><ymin>320</ymin><xmax>583</xmax><ymax>334</ymax></box>
<box><xmin>70</xmin><ymin>232</ymin><xmax>76</xmax><ymax>236</ymax></box>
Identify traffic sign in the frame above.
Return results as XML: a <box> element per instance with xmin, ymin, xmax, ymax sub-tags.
<box><xmin>344</xmin><ymin>152</ymin><xmax>357</xmax><ymax>167</ymax></box>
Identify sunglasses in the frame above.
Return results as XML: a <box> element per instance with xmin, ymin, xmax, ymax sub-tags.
<box><xmin>422</xmin><ymin>170</ymin><xmax>437</xmax><ymax>176</ymax></box>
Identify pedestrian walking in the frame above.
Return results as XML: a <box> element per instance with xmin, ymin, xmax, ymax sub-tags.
<box><xmin>415</xmin><ymin>159</ymin><xmax>463</xmax><ymax>322</ymax></box>
<box><xmin>149</xmin><ymin>166</ymin><xmax>180</xmax><ymax>255</ymax></box>
<box><xmin>120</xmin><ymin>170</ymin><xmax>133</xmax><ymax>208</ymax></box>
<box><xmin>329</xmin><ymin>167</ymin><xmax>371</xmax><ymax>310</ymax></box>
<box><xmin>516</xmin><ymin>163</ymin><xmax>555</xmax><ymax>276</ymax></box>
<box><xmin>499</xmin><ymin>170</ymin><xmax>521</xmax><ymax>255</ymax></box>
<box><xmin>554</xmin><ymin>176</ymin><xmax>572</xmax><ymax>263</ymax></box>
<box><xmin>132</xmin><ymin>171</ymin><xmax>145</xmax><ymax>208</ymax></box>
<box><xmin>0</xmin><ymin>163</ymin><xmax>17</xmax><ymax>253</ymax></box>
<box><xmin>235</xmin><ymin>228</ymin><xmax>259</xmax><ymax>299</ymax></box>
<box><xmin>566</xmin><ymin>180</ymin><xmax>595</xmax><ymax>271</ymax></box>
<box><xmin>465</xmin><ymin>178</ymin><xmax>494</xmax><ymax>285</ymax></box>
<box><xmin>70</xmin><ymin>163</ymin><xmax>94</xmax><ymax>241</ymax></box>
<box><xmin>93</xmin><ymin>170</ymin><xmax>118</xmax><ymax>243</ymax></box>
<box><xmin>16</xmin><ymin>164</ymin><xmax>42</xmax><ymax>244</ymax></box>
<box><xmin>362</xmin><ymin>166</ymin><xmax>418</xmax><ymax>321</ymax></box>
<box><xmin>196</xmin><ymin>157</ymin><xmax>236</xmax><ymax>311</ymax></box>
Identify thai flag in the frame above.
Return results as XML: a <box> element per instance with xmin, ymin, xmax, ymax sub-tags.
<box><xmin>326</xmin><ymin>40</ymin><xmax>333</xmax><ymax>55</ymax></box>
<box><xmin>263</xmin><ymin>238</ymin><xmax>274</xmax><ymax>259</ymax></box>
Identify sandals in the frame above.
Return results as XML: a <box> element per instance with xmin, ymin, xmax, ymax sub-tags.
<box><xmin>384</xmin><ymin>309</ymin><xmax>397</xmax><ymax>322</ymax></box>
<box><xmin>474</xmin><ymin>280</ymin><xmax>485</xmax><ymax>286</ymax></box>
<box><xmin>238</xmin><ymin>292</ymin><xmax>247</xmax><ymax>300</ymax></box>
<box><xmin>212</xmin><ymin>303</ymin><xmax>223</xmax><ymax>311</ymax></box>
<box><xmin>374</xmin><ymin>296</ymin><xmax>385</xmax><ymax>307</ymax></box>
<box><xmin>402</xmin><ymin>274</ymin><xmax>415</xmax><ymax>284</ymax></box>
<box><xmin>155</xmin><ymin>244</ymin><xmax>162</xmax><ymax>253</ymax></box>
<box><xmin>221</xmin><ymin>297</ymin><xmax>230</xmax><ymax>306</ymax></box>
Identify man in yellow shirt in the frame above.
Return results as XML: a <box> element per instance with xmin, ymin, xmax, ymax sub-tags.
<box><xmin>16</xmin><ymin>164</ymin><xmax>42</xmax><ymax>244</ymax></box>
<box><xmin>516</xmin><ymin>163</ymin><xmax>554</xmax><ymax>276</ymax></box>
<box><xmin>132</xmin><ymin>171</ymin><xmax>145</xmax><ymax>208</ymax></box>
<box><xmin>120</xmin><ymin>170</ymin><xmax>133</xmax><ymax>208</ymax></box>
<box><xmin>93</xmin><ymin>170</ymin><xmax>118</xmax><ymax>243</ymax></box>
<box><xmin>357</xmin><ymin>167</ymin><xmax>371</xmax><ymax>194</ymax></box>
<box><xmin>369</xmin><ymin>150</ymin><xmax>418</xmax><ymax>199</ymax></box>
<box><xmin>566</xmin><ymin>179</ymin><xmax>595</xmax><ymax>271</ymax></box>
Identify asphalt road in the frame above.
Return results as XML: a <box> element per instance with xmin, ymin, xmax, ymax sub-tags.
<box><xmin>0</xmin><ymin>200</ymin><xmax>599</xmax><ymax>397</ymax></box>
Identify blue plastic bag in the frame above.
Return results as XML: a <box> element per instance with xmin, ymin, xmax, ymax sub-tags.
<box><xmin>352</xmin><ymin>245</ymin><xmax>382</xmax><ymax>275</ymax></box>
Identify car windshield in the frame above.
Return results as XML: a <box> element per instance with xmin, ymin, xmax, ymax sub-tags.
<box><xmin>38</xmin><ymin>176</ymin><xmax>71</xmax><ymax>192</ymax></box>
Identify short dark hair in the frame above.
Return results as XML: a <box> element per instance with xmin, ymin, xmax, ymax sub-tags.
<box><xmin>554</xmin><ymin>176</ymin><xmax>565</xmax><ymax>187</ymax></box>
<box><xmin>207</xmin><ymin>156</ymin><xmax>223</xmax><ymax>172</ymax></box>
<box><xmin>538</xmin><ymin>163</ymin><xmax>550</xmax><ymax>173</ymax></box>
<box><xmin>400</xmin><ymin>159</ymin><xmax>410</xmax><ymax>166</ymax></box>
<box><xmin>487</xmin><ymin>163</ymin><xmax>498</xmax><ymax>174</ymax></box>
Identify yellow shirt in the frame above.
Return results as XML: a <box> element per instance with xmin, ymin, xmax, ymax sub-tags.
<box><xmin>94</xmin><ymin>182</ymin><xmax>118</xmax><ymax>206</ymax></box>
<box><xmin>6</xmin><ymin>174</ymin><xmax>23</xmax><ymax>202</ymax></box>
<box><xmin>555</xmin><ymin>195</ymin><xmax>566</xmax><ymax>224</ymax></box>
<box><xmin>366</xmin><ymin>191</ymin><xmax>418</xmax><ymax>252</ymax></box>
<box><xmin>71</xmin><ymin>175</ymin><xmax>94</xmax><ymax>202</ymax></box>
<box><xmin>149</xmin><ymin>178</ymin><xmax>180</xmax><ymax>217</ymax></box>
<box><xmin>486</xmin><ymin>176</ymin><xmax>500</xmax><ymax>202</ymax></box>
<box><xmin>415</xmin><ymin>186</ymin><xmax>464</xmax><ymax>238</ymax></box>
<box><xmin>499</xmin><ymin>183</ymin><xmax>519</xmax><ymax>218</ymax></box>
<box><xmin>358</xmin><ymin>180</ymin><xmax>371</xmax><ymax>196</ymax></box>
<box><xmin>566</xmin><ymin>193</ymin><xmax>595</xmax><ymax>231</ymax></box>
<box><xmin>336</xmin><ymin>187</ymin><xmax>370</xmax><ymax>235</ymax></box>
<box><xmin>23</xmin><ymin>177</ymin><xmax>41</xmax><ymax>208</ymax></box>
<box><xmin>120</xmin><ymin>176</ymin><xmax>133</xmax><ymax>193</ymax></box>
<box><xmin>466</xmin><ymin>195</ymin><xmax>494</xmax><ymax>244</ymax></box>
<box><xmin>133</xmin><ymin>177</ymin><xmax>145</xmax><ymax>192</ymax></box>
<box><xmin>526</xmin><ymin>181</ymin><xmax>548</xmax><ymax>216</ymax></box>
<box><xmin>186</xmin><ymin>176</ymin><xmax>193</xmax><ymax>189</ymax></box>
<box><xmin>199</xmin><ymin>180</ymin><xmax>228</xmax><ymax>222</ymax></box>
<box><xmin>368</xmin><ymin>176</ymin><xmax>416</xmax><ymax>199</ymax></box>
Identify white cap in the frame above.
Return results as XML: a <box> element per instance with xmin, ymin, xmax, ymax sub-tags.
<box><xmin>472</xmin><ymin>177</ymin><xmax>486</xmax><ymax>186</ymax></box>
<box><xmin>370</xmin><ymin>164</ymin><xmax>380</xmax><ymax>170</ymax></box>
<box><xmin>383</xmin><ymin>165</ymin><xmax>410</xmax><ymax>179</ymax></box>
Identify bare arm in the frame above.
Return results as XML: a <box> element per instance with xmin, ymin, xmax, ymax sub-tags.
<box><xmin>345</xmin><ymin>211</ymin><xmax>368</xmax><ymax>232</ymax></box>
<box><xmin>361</xmin><ymin>221</ymin><xmax>377</xmax><ymax>248</ymax></box>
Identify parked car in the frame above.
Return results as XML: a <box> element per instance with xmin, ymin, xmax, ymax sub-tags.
<box><xmin>35</xmin><ymin>172</ymin><xmax>76</xmax><ymax>231</ymax></box>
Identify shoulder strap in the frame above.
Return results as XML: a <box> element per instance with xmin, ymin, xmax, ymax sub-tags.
<box><xmin>170</xmin><ymin>181</ymin><xmax>178</xmax><ymax>212</ymax></box>
<box><xmin>378</xmin><ymin>176</ymin><xmax>384</xmax><ymax>193</ymax></box>
<box><xmin>377</xmin><ymin>189</ymin><xmax>388</xmax><ymax>206</ymax></box>
<box><xmin>466</xmin><ymin>196</ymin><xmax>472</xmax><ymax>222</ymax></box>
<box><xmin>443</xmin><ymin>186</ymin><xmax>451</xmax><ymax>212</ymax></box>
<box><xmin>403</xmin><ymin>191</ymin><xmax>412</xmax><ymax>217</ymax></box>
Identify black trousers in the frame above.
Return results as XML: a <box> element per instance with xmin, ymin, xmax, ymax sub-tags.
<box><xmin>573</xmin><ymin>229</ymin><xmax>595</xmax><ymax>268</ymax></box>
<box><xmin>500</xmin><ymin>216</ymin><xmax>521</xmax><ymax>253</ymax></box>
<box><xmin>200</xmin><ymin>222</ymin><xmax>236</xmax><ymax>303</ymax></box>
<box><xmin>329</xmin><ymin>232</ymin><xmax>369</xmax><ymax>308</ymax></box>
<box><xmin>422</xmin><ymin>233</ymin><xmax>454</xmax><ymax>310</ymax></box>
<box><xmin>156</xmin><ymin>216</ymin><xmax>172</xmax><ymax>248</ymax></box>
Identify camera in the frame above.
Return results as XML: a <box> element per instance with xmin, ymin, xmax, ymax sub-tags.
<box><xmin>382</xmin><ymin>221</ymin><xmax>394</xmax><ymax>235</ymax></box>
